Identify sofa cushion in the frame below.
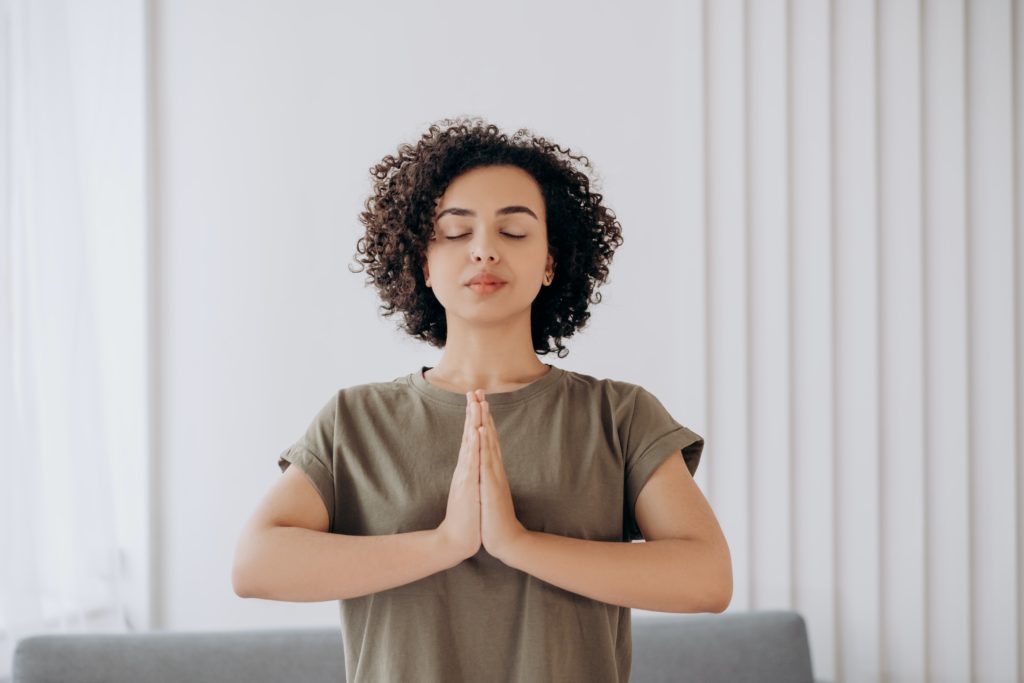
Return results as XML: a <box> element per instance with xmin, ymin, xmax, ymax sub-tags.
<box><xmin>12</xmin><ymin>610</ymin><xmax>823</xmax><ymax>683</ymax></box>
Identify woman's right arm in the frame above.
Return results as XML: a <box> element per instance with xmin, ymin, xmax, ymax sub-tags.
<box><xmin>231</xmin><ymin>464</ymin><xmax>462</xmax><ymax>602</ymax></box>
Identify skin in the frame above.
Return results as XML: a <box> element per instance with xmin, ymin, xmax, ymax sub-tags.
<box><xmin>421</xmin><ymin>164</ymin><xmax>556</xmax><ymax>395</ymax></box>
<box><xmin>421</xmin><ymin>163</ymin><xmax>557</xmax><ymax>558</ymax></box>
<box><xmin>470</xmin><ymin>389</ymin><xmax>523</xmax><ymax>560</ymax></box>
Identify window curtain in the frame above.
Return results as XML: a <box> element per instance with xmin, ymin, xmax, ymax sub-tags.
<box><xmin>0</xmin><ymin>0</ymin><xmax>143</xmax><ymax>676</ymax></box>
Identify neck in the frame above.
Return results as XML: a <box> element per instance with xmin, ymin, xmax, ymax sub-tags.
<box><xmin>428</xmin><ymin>315</ymin><xmax>547</xmax><ymax>393</ymax></box>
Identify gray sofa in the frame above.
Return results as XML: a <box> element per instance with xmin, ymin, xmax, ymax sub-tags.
<box><xmin>10</xmin><ymin>609</ymin><xmax>828</xmax><ymax>682</ymax></box>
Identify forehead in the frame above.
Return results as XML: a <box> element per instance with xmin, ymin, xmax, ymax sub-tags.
<box><xmin>434</xmin><ymin>165</ymin><xmax>545</xmax><ymax>220</ymax></box>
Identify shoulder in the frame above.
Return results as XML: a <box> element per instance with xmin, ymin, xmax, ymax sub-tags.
<box><xmin>559</xmin><ymin>367</ymin><xmax>650</xmax><ymax>405</ymax></box>
<box><xmin>561</xmin><ymin>369</ymin><xmax>692</xmax><ymax>438</ymax></box>
<box><xmin>325</xmin><ymin>374</ymin><xmax>424</xmax><ymax>414</ymax></box>
<box><xmin>289</xmin><ymin>377</ymin><xmax>413</xmax><ymax>450</ymax></box>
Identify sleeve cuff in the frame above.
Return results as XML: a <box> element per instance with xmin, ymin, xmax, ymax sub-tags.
<box><xmin>277</xmin><ymin>443</ymin><xmax>336</xmax><ymax>533</ymax></box>
<box><xmin>624</xmin><ymin>426</ymin><xmax>704</xmax><ymax>541</ymax></box>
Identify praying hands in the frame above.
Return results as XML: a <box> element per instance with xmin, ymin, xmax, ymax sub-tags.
<box><xmin>437</xmin><ymin>389</ymin><xmax>527</xmax><ymax>564</ymax></box>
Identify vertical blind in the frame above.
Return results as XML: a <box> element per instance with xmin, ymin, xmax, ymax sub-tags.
<box><xmin>667</xmin><ymin>1</ymin><xmax>1021</xmax><ymax>681</ymax></box>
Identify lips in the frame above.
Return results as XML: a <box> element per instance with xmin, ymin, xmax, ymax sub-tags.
<box><xmin>466</xmin><ymin>272</ymin><xmax>507</xmax><ymax>286</ymax></box>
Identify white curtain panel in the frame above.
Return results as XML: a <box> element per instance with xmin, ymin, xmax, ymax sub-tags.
<box><xmin>0</xmin><ymin>0</ymin><xmax>146</xmax><ymax>678</ymax></box>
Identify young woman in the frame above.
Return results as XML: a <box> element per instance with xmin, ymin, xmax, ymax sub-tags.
<box><xmin>232</xmin><ymin>117</ymin><xmax>732</xmax><ymax>682</ymax></box>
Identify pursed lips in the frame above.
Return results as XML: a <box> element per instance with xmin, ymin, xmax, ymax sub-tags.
<box><xmin>466</xmin><ymin>274</ymin><xmax>507</xmax><ymax>286</ymax></box>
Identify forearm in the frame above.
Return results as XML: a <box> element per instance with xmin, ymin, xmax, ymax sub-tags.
<box><xmin>502</xmin><ymin>532</ymin><xmax>731</xmax><ymax>613</ymax></box>
<box><xmin>233</xmin><ymin>525</ymin><xmax>458</xmax><ymax>602</ymax></box>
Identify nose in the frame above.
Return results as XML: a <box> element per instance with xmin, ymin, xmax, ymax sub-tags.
<box><xmin>470</xmin><ymin>231</ymin><xmax>499</xmax><ymax>262</ymax></box>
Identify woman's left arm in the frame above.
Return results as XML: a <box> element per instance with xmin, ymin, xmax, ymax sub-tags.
<box><xmin>475</xmin><ymin>393</ymin><xmax>732</xmax><ymax>613</ymax></box>
<box><xmin>498</xmin><ymin>450</ymin><xmax>731</xmax><ymax>613</ymax></box>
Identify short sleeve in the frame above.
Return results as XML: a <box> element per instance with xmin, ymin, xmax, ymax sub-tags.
<box><xmin>622</xmin><ymin>387</ymin><xmax>704</xmax><ymax>542</ymax></box>
<box><xmin>277</xmin><ymin>393</ymin><xmax>338</xmax><ymax>533</ymax></box>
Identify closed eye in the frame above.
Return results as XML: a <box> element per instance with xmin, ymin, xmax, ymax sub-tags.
<box><xmin>446</xmin><ymin>234</ymin><xmax>526</xmax><ymax>240</ymax></box>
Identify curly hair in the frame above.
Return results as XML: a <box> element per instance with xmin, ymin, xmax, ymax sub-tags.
<box><xmin>349</xmin><ymin>116</ymin><xmax>624</xmax><ymax>359</ymax></box>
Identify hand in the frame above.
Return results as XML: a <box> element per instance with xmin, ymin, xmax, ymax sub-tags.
<box><xmin>473</xmin><ymin>389</ymin><xmax>527</xmax><ymax>562</ymax></box>
<box><xmin>437</xmin><ymin>391</ymin><xmax>483</xmax><ymax>562</ymax></box>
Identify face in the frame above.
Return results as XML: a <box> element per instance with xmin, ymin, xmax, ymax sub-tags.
<box><xmin>422</xmin><ymin>164</ymin><xmax>554</xmax><ymax>323</ymax></box>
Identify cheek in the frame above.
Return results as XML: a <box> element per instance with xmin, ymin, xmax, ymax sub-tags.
<box><xmin>424</xmin><ymin>254</ymin><xmax>457</xmax><ymax>284</ymax></box>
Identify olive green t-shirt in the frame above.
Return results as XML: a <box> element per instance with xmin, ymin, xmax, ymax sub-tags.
<box><xmin>277</xmin><ymin>364</ymin><xmax>704</xmax><ymax>683</ymax></box>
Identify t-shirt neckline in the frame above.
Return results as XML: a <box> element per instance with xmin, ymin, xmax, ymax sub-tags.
<box><xmin>408</xmin><ymin>363</ymin><xmax>564</xmax><ymax>406</ymax></box>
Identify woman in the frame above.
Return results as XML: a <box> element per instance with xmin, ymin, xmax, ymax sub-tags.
<box><xmin>232</xmin><ymin>117</ymin><xmax>732</xmax><ymax>683</ymax></box>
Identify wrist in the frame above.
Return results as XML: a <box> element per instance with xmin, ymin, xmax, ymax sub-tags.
<box><xmin>493</xmin><ymin>526</ymin><xmax>531</xmax><ymax>567</ymax></box>
<box><xmin>434</xmin><ymin>525</ymin><xmax>474</xmax><ymax>567</ymax></box>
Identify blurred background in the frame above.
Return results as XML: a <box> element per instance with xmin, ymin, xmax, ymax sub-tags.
<box><xmin>0</xmin><ymin>1</ymin><xmax>1021</xmax><ymax>682</ymax></box>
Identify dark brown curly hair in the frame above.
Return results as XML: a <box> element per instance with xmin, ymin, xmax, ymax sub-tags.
<box><xmin>349</xmin><ymin>116</ymin><xmax>624</xmax><ymax>359</ymax></box>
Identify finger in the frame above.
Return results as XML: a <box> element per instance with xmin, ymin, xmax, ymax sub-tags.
<box><xmin>472</xmin><ymin>432</ymin><xmax>480</xmax><ymax>487</ymax></box>
<box><xmin>462</xmin><ymin>401</ymin><xmax>472</xmax><ymax>447</ymax></box>
<box><xmin>482</xmin><ymin>402</ymin><xmax>501</xmax><ymax>462</ymax></box>
<box><xmin>474</xmin><ymin>427</ymin><xmax>484</xmax><ymax>483</ymax></box>
<box><xmin>483</xmin><ymin>423</ymin><xmax>491</xmax><ymax>473</ymax></box>
<box><xmin>485</xmin><ymin>424</ymin><xmax>497</xmax><ymax>474</ymax></box>
<box><xmin>478</xmin><ymin>425</ymin><xmax>489</xmax><ymax>471</ymax></box>
<box><xmin>481</xmin><ymin>402</ymin><xmax>493</xmax><ymax>451</ymax></box>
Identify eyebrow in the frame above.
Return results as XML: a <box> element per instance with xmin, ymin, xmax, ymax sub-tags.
<box><xmin>435</xmin><ymin>205</ymin><xmax>539</xmax><ymax>221</ymax></box>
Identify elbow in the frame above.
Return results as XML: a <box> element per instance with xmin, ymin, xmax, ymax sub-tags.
<box><xmin>232</xmin><ymin>563</ymin><xmax>254</xmax><ymax>598</ymax></box>
<box><xmin>231</xmin><ymin>539</ymin><xmax>262</xmax><ymax>599</ymax></box>
<box><xmin>232</xmin><ymin>526</ymin><xmax>271</xmax><ymax>599</ymax></box>
<box><xmin>698</xmin><ymin>578</ymin><xmax>731</xmax><ymax>614</ymax></box>
<box><xmin>711</xmin><ymin>581</ymin><xmax>732</xmax><ymax>613</ymax></box>
<box><xmin>696</xmin><ymin>580</ymin><xmax>731</xmax><ymax>614</ymax></box>
<box><xmin>712</xmin><ymin>546</ymin><xmax>734</xmax><ymax>612</ymax></box>
<box><xmin>697</xmin><ymin>540</ymin><xmax>733</xmax><ymax>613</ymax></box>
<box><xmin>669</xmin><ymin>540</ymin><xmax>733</xmax><ymax>614</ymax></box>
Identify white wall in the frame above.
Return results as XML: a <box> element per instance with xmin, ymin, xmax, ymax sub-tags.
<box><xmin>153</xmin><ymin>0</ymin><xmax>701</xmax><ymax>628</ymax></box>
<box><xmin>153</xmin><ymin>1</ymin><xmax>1023</xmax><ymax>682</ymax></box>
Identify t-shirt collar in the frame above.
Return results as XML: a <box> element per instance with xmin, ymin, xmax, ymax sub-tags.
<box><xmin>408</xmin><ymin>364</ymin><xmax>563</xmax><ymax>406</ymax></box>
